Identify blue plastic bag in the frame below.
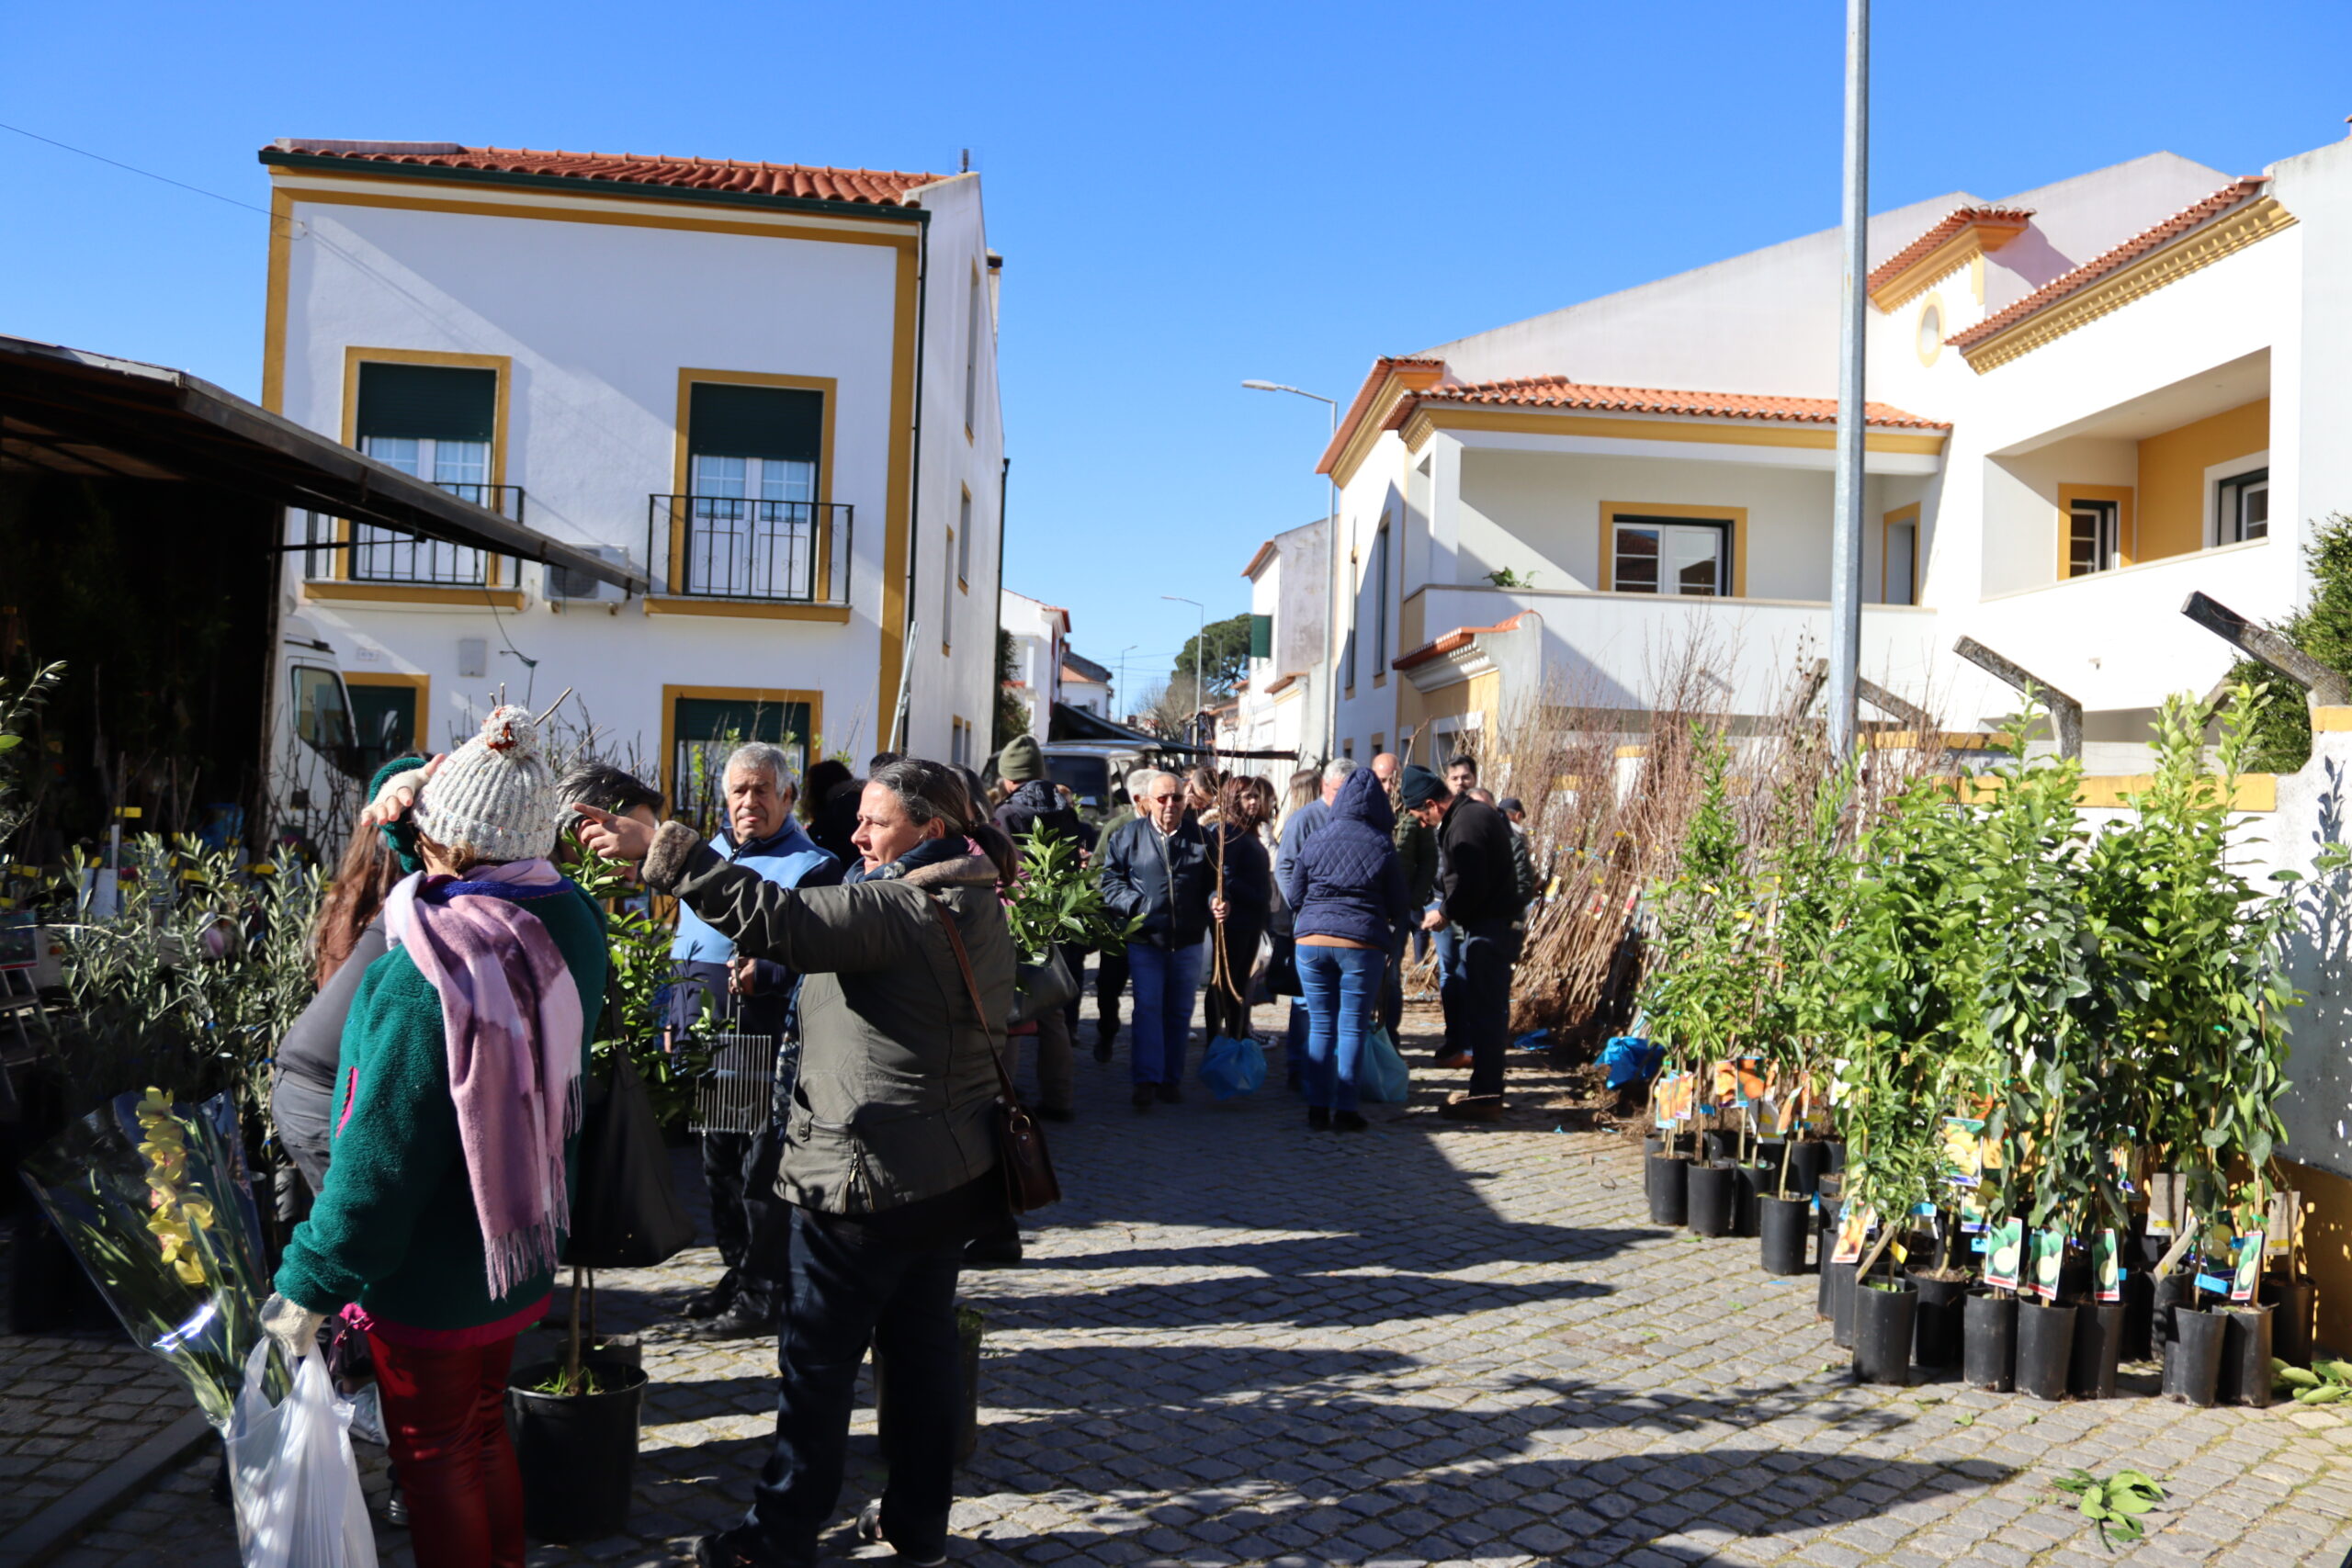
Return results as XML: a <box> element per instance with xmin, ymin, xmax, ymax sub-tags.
<box><xmin>1357</xmin><ymin>1025</ymin><xmax>1412</xmax><ymax>1104</ymax></box>
<box><xmin>1198</xmin><ymin>1035</ymin><xmax>1268</xmax><ymax>1100</ymax></box>
<box><xmin>1598</xmin><ymin>1035</ymin><xmax>1664</xmax><ymax>1090</ymax></box>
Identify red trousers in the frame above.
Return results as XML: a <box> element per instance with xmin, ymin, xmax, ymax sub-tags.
<box><xmin>366</xmin><ymin>1332</ymin><xmax>523</xmax><ymax>1568</ymax></box>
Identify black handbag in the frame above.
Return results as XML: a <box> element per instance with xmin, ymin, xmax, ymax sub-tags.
<box><xmin>928</xmin><ymin>899</ymin><xmax>1062</xmax><ymax>1213</ymax></box>
<box><xmin>1007</xmin><ymin>946</ymin><xmax>1079</xmax><ymax>1028</ymax></box>
<box><xmin>561</xmin><ymin>1044</ymin><xmax>696</xmax><ymax>1269</ymax></box>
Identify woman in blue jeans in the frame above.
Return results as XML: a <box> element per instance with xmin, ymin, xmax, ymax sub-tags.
<box><xmin>1279</xmin><ymin>766</ymin><xmax>1408</xmax><ymax>1129</ymax></box>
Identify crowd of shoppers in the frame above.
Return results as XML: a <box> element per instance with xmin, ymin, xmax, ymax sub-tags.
<box><xmin>252</xmin><ymin>690</ymin><xmax>1541</xmax><ymax>1565</ymax></box>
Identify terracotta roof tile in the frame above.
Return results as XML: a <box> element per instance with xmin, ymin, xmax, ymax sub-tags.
<box><xmin>268</xmin><ymin>141</ymin><xmax>946</xmax><ymax>207</ymax></box>
<box><xmin>1392</xmin><ymin>615</ymin><xmax>1527</xmax><ymax>672</ymax></box>
<box><xmin>1315</xmin><ymin>355</ymin><xmax>1449</xmax><ymax>474</ymax></box>
<box><xmin>1946</xmin><ymin>177</ymin><xmax>2268</xmax><ymax>352</ymax></box>
<box><xmin>1384</xmin><ymin>378</ymin><xmax>1950</xmax><ymax>432</ymax></box>
<box><xmin>1866</xmin><ymin>206</ymin><xmax>2034</xmax><ymax>296</ymax></box>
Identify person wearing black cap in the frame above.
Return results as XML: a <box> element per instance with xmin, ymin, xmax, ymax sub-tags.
<box><xmin>1398</xmin><ymin>764</ymin><xmax>1521</xmax><ymax>1122</ymax></box>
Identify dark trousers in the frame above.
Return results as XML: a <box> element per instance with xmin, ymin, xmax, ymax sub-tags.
<box><xmin>1095</xmin><ymin>946</ymin><xmax>1129</xmax><ymax>1037</ymax></box>
<box><xmin>368</xmin><ymin>1332</ymin><xmax>524</xmax><ymax>1568</ymax></box>
<box><xmin>705</xmin><ymin>1130</ymin><xmax>787</xmax><ymax>1313</ymax></box>
<box><xmin>737</xmin><ymin>1204</ymin><xmax>971</xmax><ymax>1564</ymax></box>
<box><xmin>1459</xmin><ymin>919</ymin><xmax>1518</xmax><ymax>1099</ymax></box>
<box><xmin>1378</xmin><ymin>929</ymin><xmax>1407</xmax><ymax>1040</ymax></box>
<box><xmin>1059</xmin><ymin>942</ymin><xmax>1087</xmax><ymax>1032</ymax></box>
<box><xmin>1201</xmin><ymin>920</ymin><xmax>1263</xmax><ymax>1040</ymax></box>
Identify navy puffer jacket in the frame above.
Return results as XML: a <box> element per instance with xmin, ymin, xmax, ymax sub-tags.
<box><xmin>1281</xmin><ymin>767</ymin><xmax>1409</xmax><ymax>948</ymax></box>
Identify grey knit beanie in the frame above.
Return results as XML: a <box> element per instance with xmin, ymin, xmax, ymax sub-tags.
<box><xmin>413</xmin><ymin>704</ymin><xmax>560</xmax><ymax>863</ymax></box>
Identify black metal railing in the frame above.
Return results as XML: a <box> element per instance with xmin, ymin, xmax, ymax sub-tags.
<box><xmin>298</xmin><ymin>483</ymin><xmax>526</xmax><ymax>587</ymax></box>
<box><xmin>646</xmin><ymin>495</ymin><xmax>853</xmax><ymax>604</ymax></box>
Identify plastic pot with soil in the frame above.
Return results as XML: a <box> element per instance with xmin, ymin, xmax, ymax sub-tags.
<box><xmin>2016</xmin><ymin>1298</ymin><xmax>2078</xmax><ymax>1401</ymax></box>
<box><xmin>1853</xmin><ymin>1276</ymin><xmax>1918</xmax><ymax>1385</ymax></box>
<box><xmin>1824</xmin><ymin>1260</ymin><xmax>1860</xmax><ymax>1348</ymax></box>
<box><xmin>508</xmin><ymin>1268</ymin><xmax>650</xmax><ymax>1541</ymax></box>
<box><xmin>1758</xmin><ymin>1195</ymin><xmax>1812</xmax><ymax>1276</ymax></box>
<box><xmin>2069</xmin><ymin>1301</ymin><xmax>2126</xmax><ymax>1400</ymax></box>
<box><xmin>1645</xmin><ymin>1153</ymin><xmax>1690</xmax><ymax>1226</ymax></box>
<box><xmin>2215</xmin><ymin>1303</ymin><xmax>2273</xmax><ymax>1408</ymax></box>
<box><xmin>1909</xmin><ymin>1271</ymin><xmax>1972</xmax><ymax>1371</ymax></box>
<box><xmin>1963</xmin><ymin>1290</ymin><xmax>2018</xmax><ymax>1393</ymax></box>
<box><xmin>1785</xmin><ymin>1139</ymin><xmax>1827</xmax><ymax>1198</ymax></box>
<box><xmin>2262</xmin><ymin>1275</ymin><xmax>2316</xmax><ymax>1369</ymax></box>
<box><xmin>2164</xmin><ymin>1305</ymin><xmax>2228</xmax><ymax>1406</ymax></box>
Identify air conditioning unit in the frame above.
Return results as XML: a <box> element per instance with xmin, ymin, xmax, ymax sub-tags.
<box><xmin>547</xmin><ymin>546</ymin><xmax>633</xmax><ymax>605</ymax></box>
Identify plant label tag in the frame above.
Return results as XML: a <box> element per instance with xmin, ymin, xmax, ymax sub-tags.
<box><xmin>1984</xmin><ymin>1218</ymin><xmax>2025</xmax><ymax>1291</ymax></box>
<box><xmin>2231</xmin><ymin>1232</ymin><xmax>2265</xmax><ymax>1302</ymax></box>
<box><xmin>1940</xmin><ymin>1117</ymin><xmax>1985</xmax><ymax>1189</ymax></box>
<box><xmin>1830</xmin><ymin>1204</ymin><xmax>1875</xmax><ymax>1265</ymax></box>
<box><xmin>1970</xmin><ymin>1233</ymin><xmax>1988</xmax><ymax>1254</ymax></box>
<box><xmin>2266</xmin><ymin>1191</ymin><xmax>2300</xmax><ymax>1258</ymax></box>
<box><xmin>2195</xmin><ymin>1271</ymin><xmax>2233</xmax><ymax>1297</ymax></box>
<box><xmin>2093</xmin><ymin>1231</ymin><xmax>2121</xmax><ymax>1303</ymax></box>
<box><xmin>2028</xmin><ymin>1228</ymin><xmax>2065</xmax><ymax>1301</ymax></box>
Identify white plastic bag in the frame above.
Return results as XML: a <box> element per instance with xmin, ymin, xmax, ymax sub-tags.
<box><xmin>226</xmin><ymin>1340</ymin><xmax>379</xmax><ymax>1568</ymax></box>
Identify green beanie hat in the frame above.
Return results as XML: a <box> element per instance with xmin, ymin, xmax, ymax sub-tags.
<box><xmin>999</xmin><ymin>735</ymin><xmax>1046</xmax><ymax>783</ymax></box>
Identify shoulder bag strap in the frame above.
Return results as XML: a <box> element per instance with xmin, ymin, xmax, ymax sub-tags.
<box><xmin>926</xmin><ymin>895</ymin><xmax>1021</xmax><ymax>1105</ymax></box>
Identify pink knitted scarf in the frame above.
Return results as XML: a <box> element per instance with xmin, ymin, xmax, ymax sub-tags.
<box><xmin>384</xmin><ymin>859</ymin><xmax>584</xmax><ymax>1300</ymax></box>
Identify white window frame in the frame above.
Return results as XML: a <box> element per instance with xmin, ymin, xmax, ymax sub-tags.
<box><xmin>2203</xmin><ymin>451</ymin><xmax>2271</xmax><ymax>547</ymax></box>
<box><xmin>356</xmin><ymin>434</ymin><xmax>493</xmax><ymax>581</ymax></box>
<box><xmin>2067</xmin><ymin>498</ymin><xmax>2121</xmax><ymax>578</ymax></box>
<box><xmin>1611</xmin><ymin>519</ymin><xmax>1730</xmax><ymax>597</ymax></box>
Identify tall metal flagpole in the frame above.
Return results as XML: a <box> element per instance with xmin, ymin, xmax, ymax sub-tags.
<box><xmin>1826</xmin><ymin>0</ymin><xmax>1870</xmax><ymax>757</ymax></box>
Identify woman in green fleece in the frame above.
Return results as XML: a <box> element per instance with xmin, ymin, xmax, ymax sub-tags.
<box><xmin>260</xmin><ymin>705</ymin><xmax>606</xmax><ymax>1568</ymax></box>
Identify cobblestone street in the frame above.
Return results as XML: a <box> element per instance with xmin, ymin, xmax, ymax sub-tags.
<box><xmin>8</xmin><ymin>998</ymin><xmax>2352</xmax><ymax>1567</ymax></box>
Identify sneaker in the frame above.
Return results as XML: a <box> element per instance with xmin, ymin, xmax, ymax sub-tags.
<box><xmin>1439</xmin><ymin>1093</ymin><xmax>1505</xmax><ymax>1123</ymax></box>
<box><xmin>675</xmin><ymin>1274</ymin><xmax>739</xmax><ymax>1321</ymax></box>
<box><xmin>857</xmin><ymin>1498</ymin><xmax>948</xmax><ymax>1566</ymax></box>
<box><xmin>683</xmin><ymin>1303</ymin><xmax>778</xmax><ymax>1341</ymax></box>
<box><xmin>1156</xmin><ymin>1082</ymin><xmax>1182</xmax><ymax>1104</ymax></box>
<box><xmin>1306</xmin><ymin>1106</ymin><xmax>1331</xmax><ymax>1130</ymax></box>
<box><xmin>964</xmin><ymin>1233</ymin><xmax>1024</xmax><ymax>1268</ymax></box>
<box><xmin>1131</xmin><ymin>1084</ymin><xmax>1157</xmax><ymax>1111</ymax></box>
<box><xmin>691</xmin><ymin>1530</ymin><xmax>785</xmax><ymax>1568</ymax></box>
<box><xmin>1433</xmin><ymin>1050</ymin><xmax>1472</xmax><ymax>1071</ymax></box>
<box><xmin>1334</xmin><ymin>1111</ymin><xmax>1370</xmax><ymax>1132</ymax></box>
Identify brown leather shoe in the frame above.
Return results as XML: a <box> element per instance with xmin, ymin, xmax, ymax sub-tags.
<box><xmin>1434</xmin><ymin>1050</ymin><xmax>1472</xmax><ymax>1070</ymax></box>
<box><xmin>1439</xmin><ymin>1093</ymin><xmax>1505</xmax><ymax>1123</ymax></box>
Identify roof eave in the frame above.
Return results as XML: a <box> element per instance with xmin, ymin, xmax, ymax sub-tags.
<box><xmin>259</xmin><ymin>149</ymin><xmax>932</xmax><ymax>226</ymax></box>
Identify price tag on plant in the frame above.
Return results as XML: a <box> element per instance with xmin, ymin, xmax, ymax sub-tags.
<box><xmin>2231</xmin><ymin>1231</ymin><xmax>2265</xmax><ymax>1303</ymax></box>
<box><xmin>1984</xmin><ymin>1217</ymin><xmax>2025</xmax><ymax>1291</ymax></box>
<box><xmin>2093</xmin><ymin>1231</ymin><xmax>2121</xmax><ymax>1303</ymax></box>
<box><xmin>1830</xmin><ymin>1203</ymin><xmax>1875</xmax><ymax>1265</ymax></box>
<box><xmin>2028</xmin><ymin>1228</ymin><xmax>2065</xmax><ymax>1301</ymax></box>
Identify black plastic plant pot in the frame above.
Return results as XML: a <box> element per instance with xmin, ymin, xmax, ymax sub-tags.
<box><xmin>1822</xmin><ymin>1140</ymin><xmax>1849</xmax><ymax>1174</ymax></box>
<box><xmin>1962</xmin><ymin>1290</ymin><xmax>2017</xmax><ymax>1393</ymax></box>
<box><xmin>1853</xmin><ymin>1279</ymin><xmax>1917</xmax><ymax>1385</ymax></box>
<box><xmin>2120</xmin><ymin>1269</ymin><xmax>2155</xmax><ymax>1362</ymax></box>
<box><xmin>1733</xmin><ymin>1163</ymin><xmax>1770</xmax><ymax>1238</ymax></box>
<box><xmin>1909</xmin><ymin>1273</ymin><xmax>1972</xmax><ymax>1370</ymax></box>
<box><xmin>2068</xmin><ymin>1301</ymin><xmax>2126</xmax><ymax>1400</ymax></box>
<box><xmin>1686</xmin><ymin>1161</ymin><xmax>1739</xmax><ymax>1238</ymax></box>
<box><xmin>2153</xmin><ymin>1270</ymin><xmax>2191</xmax><ymax>1363</ymax></box>
<box><xmin>1645</xmin><ymin>1154</ymin><xmax>1690</xmax><ymax>1226</ymax></box>
<box><xmin>2262</xmin><ymin>1277</ymin><xmax>2316</xmax><ymax>1369</ymax></box>
<box><xmin>1702</xmin><ymin>1129</ymin><xmax>1739</xmax><ymax>1164</ymax></box>
<box><xmin>1786</xmin><ymin>1140</ymin><xmax>1826</xmax><ymax>1198</ymax></box>
<box><xmin>2015</xmin><ymin>1299</ymin><xmax>2078</xmax><ymax>1402</ymax></box>
<box><xmin>1758</xmin><ymin>1195</ymin><xmax>1812</xmax><ymax>1276</ymax></box>
<box><xmin>1826</xmin><ymin>1260</ymin><xmax>1860</xmax><ymax>1348</ymax></box>
<box><xmin>1754</xmin><ymin>1138</ymin><xmax>1788</xmax><ymax>1175</ymax></box>
<box><xmin>2216</xmin><ymin>1304</ymin><xmax>2274</xmax><ymax>1408</ymax></box>
<box><xmin>2165</xmin><ymin>1306</ymin><xmax>2227</xmax><ymax>1406</ymax></box>
<box><xmin>507</xmin><ymin>1359</ymin><xmax>650</xmax><ymax>1542</ymax></box>
<box><xmin>1642</xmin><ymin>1134</ymin><xmax>1665</xmax><ymax>1159</ymax></box>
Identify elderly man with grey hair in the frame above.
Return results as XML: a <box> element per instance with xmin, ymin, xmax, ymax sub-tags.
<box><xmin>667</xmin><ymin>740</ymin><xmax>844</xmax><ymax>1339</ymax></box>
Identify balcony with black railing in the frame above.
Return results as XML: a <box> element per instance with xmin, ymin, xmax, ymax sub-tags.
<box><xmin>298</xmin><ymin>483</ymin><xmax>526</xmax><ymax>588</ymax></box>
<box><xmin>646</xmin><ymin>495</ymin><xmax>853</xmax><ymax>605</ymax></box>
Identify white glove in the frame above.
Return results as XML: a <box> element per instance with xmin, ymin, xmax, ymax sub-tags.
<box><xmin>261</xmin><ymin>1292</ymin><xmax>324</xmax><ymax>1367</ymax></box>
<box><xmin>360</xmin><ymin>753</ymin><xmax>445</xmax><ymax>829</ymax></box>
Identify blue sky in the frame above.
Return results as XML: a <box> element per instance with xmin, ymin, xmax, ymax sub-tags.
<box><xmin>7</xmin><ymin>2</ymin><xmax>2349</xmax><ymax>698</ymax></box>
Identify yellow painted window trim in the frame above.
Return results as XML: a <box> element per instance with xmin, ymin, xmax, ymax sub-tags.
<box><xmin>2057</xmin><ymin>484</ymin><xmax>2138</xmax><ymax>579</ymax></box>
<box><xmin>336</xmin><ymin>346</ymin><xmax>514</xmax><ymax>587</ymax></box>
<box><xmin>1882</xmin><ymin>502</ymin><xmax>1921</xmax><ymax>604</ymax></box>
<box><xmin>641</xmin><ymin>596</ymin><xmax>853</xmax><ymax>625</ymax></box>
<box><xmin>305</xmin><ymin>581</ymin><xmax>526</xmax><ymax>611</ymax></box>
<box><xmin>658</xmin><ymin>683</ymin><xmax>826</xmax><ymax>820</ymax></box>
<box><xmin>670</xmin><ymin>368</ymin><xmax>840</xmax><ymax>600</ymax></box>
<box><xmin>343</xmin><ymin>670</ymin><xmax>434</xmax><ymax>753</ymax></box>
<box><xmin>1913</xmin><ymin>293</ymin><xmax>1945</xmax><ymax>368</ymax></box>
<box><xmin>1599</xmin><ymin>501</ymin><xmax>1750</xmax><ymax>599</ymax></box>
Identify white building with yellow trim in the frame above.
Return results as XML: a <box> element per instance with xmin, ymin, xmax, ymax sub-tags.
<box><xmin>1318</xmin><ymin>141</ymin><xmax>2352</xmax><ymax>770</ymax></box>
<box><xmin>260</xmin><ymin>139</ymin><xmax>1004</xmax><ymax>803</ymax></box>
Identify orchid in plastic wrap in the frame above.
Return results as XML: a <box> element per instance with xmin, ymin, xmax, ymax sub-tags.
<box><xmin>21</xmin><ymin>1089</ymin><xmax>277</xmax><ymax>1429</ymax></box>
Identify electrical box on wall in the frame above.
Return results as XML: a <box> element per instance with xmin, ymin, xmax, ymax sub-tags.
<box><xmin>458</xmin><ymin>637</ymin><xmax>488</xmax><ymax>678</ymax></box>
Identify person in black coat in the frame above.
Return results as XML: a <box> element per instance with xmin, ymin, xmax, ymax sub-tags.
<box><xmin>803</xmin><ymin>758</ymin><xmax>863</xmax><ymax>868</ymax></box>
<box><xmin>1400</xmin><ymin>764</ymin><xmax>1524</xmax><ymax>1121</ymax></box>
<box><xmin>1096</xmin><ymin>770</ymin><xmax>1217</xmax><ymax>1110</ymax></box>
<box><xmin>989</xmin><ymin>737</ymin><xmax>1096</xmax><ymax>1125</ymax></box>
<box><xmin>1202</xmin><ymin>775</ymin><xmax>1275</xmax><ymax>1042</ymax></box>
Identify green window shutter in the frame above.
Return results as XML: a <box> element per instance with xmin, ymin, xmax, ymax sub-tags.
<box><xmin>1249</xmin><ymin>614</ymin><xmax>1272</xmax><ymax>660</ymax></box>
<box><xmin>689</xmin><ymin>383</ymin><xmax>823</xmax><ymax>463</ymax></box>
<box><xmin>356</xmin><ymin>363</ymin><xmax>497</xmax><ymax>442</ymax></box>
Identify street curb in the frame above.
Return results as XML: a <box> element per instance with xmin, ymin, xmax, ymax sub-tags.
<box><xmin>0</xmin><ymin>1409</ymin><xmax>215</xmax><ymax>1568</ymax></box>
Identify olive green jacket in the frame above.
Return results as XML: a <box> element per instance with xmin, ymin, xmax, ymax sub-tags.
<box><xmin>644</xmin><ymin>822</ymin><xmax>1012</xmax><ymax>1215</ymax></box>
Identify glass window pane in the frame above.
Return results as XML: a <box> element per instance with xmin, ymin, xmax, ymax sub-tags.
<box><xmin>1613</xmin><ymin>527</ymin><xmax>1659</xmax><ymax>592</ymax></box>
<box><xmin>1668</xmin><ymin>527</ymin><xmax>1722</xmax><ymax>596</ymax></box>
<box><xmin>1885</xmin><ymin>522</ymin><xmax>1917</xmax><ymax>605</ymax></box>
<box><xmin>759</xmin><ymin>458</ymin><xmax>814</xmax><ymax>503</ymax></box>
<box><xmin>433</xmin><ymin>439</ymin><xmax>490</xmax><ymax>487</ymax></box>
<box><xmin>364</xmin><ymin>435</ymin><xmax>420</xmax><ymax>476</ymax></box>
<box><xmin>694</xmin><ymin>454</ymin><xmax>747</xmax><ymax>498</ymax></box>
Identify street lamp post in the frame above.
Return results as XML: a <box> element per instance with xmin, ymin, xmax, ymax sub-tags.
<box><xmin>1827</xmin><ymin>0</ymin><xmax>1871</xmax><ymax>757</ymax></box>
<box><xmin>1243</xmin><ymin>379</ymin><xmax>1340</xmax><ymax>761</ymax></box>
<box><xmin>1163</xmin><ymin>595</ymin><xmax>1204</xmax><ymax>749</ymax></box>
<box><xmin>1116</xmin><ymin>642</ymin><xmax>1137</xmax><ymax>724</ymax></box>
